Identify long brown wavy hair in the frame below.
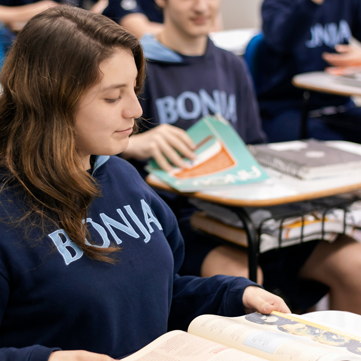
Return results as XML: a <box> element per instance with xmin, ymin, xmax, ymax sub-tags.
<box><xmin>0</xmin><ymin>6</ymin><xmax>145</xmax><ymax>262</ymax></box>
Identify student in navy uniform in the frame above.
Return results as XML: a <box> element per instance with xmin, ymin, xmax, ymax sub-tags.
<box><xmin>122</xmin><ymin>0</ymin><xmax>266</xmax><ymax>283</ymax></box>
<box><xmin>258</xmin><ymin>0</ymin><xmax>361</xmax><ymax>143</ymax></box>
<box><xmin>0</xmin><ymin>6</ymin><xmax>290</xmax><ymax>361</ymax></box>
<box><xmin>103</xmin><ymin>0</ymin><xmax>163</xmax><ymax>38</ymax></box>
<box><xmin>0</xmin><ymin>0</ymin><xmax>105</xmax><ymax>54</ymax></box>
<box><xmin>0</xmin><ymin>1</ymin><xmax>59</xmax><ymax>52</ymax></box>
<box><xmin>122</xmin><ymin>0</ymin><xmax>361</xmax><ymax>314</ymax></box>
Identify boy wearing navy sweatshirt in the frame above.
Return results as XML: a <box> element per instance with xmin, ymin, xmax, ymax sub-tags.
<box><xmin>259</xmin><ymin>0</ymin><xmax>361</xmax><ymax>142</ymax></box>
<box><xmin>120</xmin><ymin>0</ymin><xmax>361</xmax><ymax>314</ymax></box>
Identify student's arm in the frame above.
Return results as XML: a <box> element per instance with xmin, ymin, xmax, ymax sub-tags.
<box><xmin>0</xmin><ymin>270</ymin><xmax>114</xmax><ymax>361</ymax></box>
<box><xmin>0</xmin><ymin>2</ymin><xmax>58</xmax><ymax>25</ymax></box>
<box><xmin>322</xmin><ymin>44</ymin><xmax>361</xmax><ymax>74</ymax></box>
<box><xmin>89</xmin><ymin>0</ymin><xmax>109</xmax><ymax>15</ymax></box>
<box><xmin>120</xmin><ymin>13</ymin><xmax>163</xmax><ymax>39</ymax></box>
<box><xmin>322</xmin><ymin>1</ymin><xmax>361</xmax><ymax>74</ymax></box>
<box><xmin>262</xmin><ymin>0</ymin><xmax>322</xmax><ymax>52</ymax></box>
<box><xmin>164</xmin><ymin>217</ymin><xmax>289</xmax><ymax>331</ymax></box>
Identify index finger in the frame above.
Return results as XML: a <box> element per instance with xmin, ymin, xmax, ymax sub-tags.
<box><xmin>168</xmin><ymin>126</ymin><xmax>196</xmax><ymax>150</ymax></box>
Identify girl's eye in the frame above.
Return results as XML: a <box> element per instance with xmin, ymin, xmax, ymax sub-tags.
<box><xmin>105</xmin><ymin>96</ymin><xmax>121</xmax><ymax>103</ymax></box>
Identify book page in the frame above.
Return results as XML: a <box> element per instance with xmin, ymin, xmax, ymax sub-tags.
<box><xmin>123</xmin><ymin>330</ymin><xmax>267</xmax><ymax>361</ymax></box>
<box><xmin>188</xmin><ymin>313</ymin><xmax>361</xmax><ymax>361</ymax></box>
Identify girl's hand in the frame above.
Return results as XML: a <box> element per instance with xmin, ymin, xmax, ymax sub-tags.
<box><xmin>242</xmin><ymin>286</ymin><xmax>291</xmax><ymax>315</ymax></box>
<box><xmin>48</xmin><ymin>350</ymin><xmax>115</xmax><ymax>361</ymax></box>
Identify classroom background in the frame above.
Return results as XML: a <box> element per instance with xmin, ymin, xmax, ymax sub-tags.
<box><xmin>220</xmin><ymin>0</ymin><xmax>262</xmax><ymax>30</ymax></box>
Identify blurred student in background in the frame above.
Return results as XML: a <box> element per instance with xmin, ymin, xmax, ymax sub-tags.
<box><xmin>115</xmin><ymin>0</ymin><xmax>361</xmax><ymax>315</ymax></box>
<box><xmin>0</xmin><ymin>0</ymin><xmax>107</xmax><ymax>54</ymax></box>
<box><xmin>257</xmin><ymin>0</ymin><xmax>361</xmax><ymax>143</ymax></box>
<box><xmin>119</xmin><ymin>0</ymin><xmax>266</xmax><ymax>283</ymax></box>
<box><xmin>103</xmin><ymin>0</ymin><xmax>222</xmax><ymax>39</ymax></box>
<box><xmin>103</xmin><ymin>0</ymin><xmax>164</xmax><ymax>39</ymax></box>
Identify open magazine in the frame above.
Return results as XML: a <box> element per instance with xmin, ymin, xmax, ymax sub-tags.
<box><xmin>123</xmin><ymin>312</ymin><xmax>361</xmax><ymax>361</ymax></box>
<box><xmin>146</xmin><ymin>114</ymin><xmax>269</xmax><ymax>192</ymax></box>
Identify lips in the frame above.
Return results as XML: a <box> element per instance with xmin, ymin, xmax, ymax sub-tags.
<box><xmin>190</xmin><ymin>17</ymin><xmax>209</xmax><ymax>25</ymax></box>
<box><xmin>115</xmin><ymin>127</ymin><xmax>133</xmax><ymax>135</ymax></box>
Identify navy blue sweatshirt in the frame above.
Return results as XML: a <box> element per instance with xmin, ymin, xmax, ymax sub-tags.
<box><xmin>139</xmin><ymin>34</ymin><xmax>266</xmax><ymax>144</ymax></box>
<box><xmin>103</xmin><ymin>0</ymin><xmax>163</xmax><ymax>25</ymax></box>
<box><xmin>0</xmin><ymin>156</ymin><xmax>256</xmax><ymax>361</ymax></box>
<box><xmin>130</xmin><ymin>34</ymin><xmax>266</xmax><ymax>182</ymax></box>
<box><xmin>259</xmin><ymin>0</ymin><xmax>361</xmax><ymax>109</ymax></box>
<box><xmin>0</xmin><ymin>0</ymin><xmax>80</xmax><ymax>7</ymax></box>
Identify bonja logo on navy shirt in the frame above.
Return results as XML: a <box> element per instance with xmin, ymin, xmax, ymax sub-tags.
<box><xmin>155</xmin><ymin>89</ymin><xmax>237</xmax><ymax>125</ymax></box>
<box><xmin>306</xmin><ymin>20</ymin><xmax>352</xmax><ymax>48</ymax></box>
<box><xmin>48</xmin><ymin>199</ymin><xmax>163</xmax><ymax>265</ymax></box>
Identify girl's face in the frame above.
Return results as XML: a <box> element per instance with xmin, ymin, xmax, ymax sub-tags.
<box><xmin>74</xmin><ymin>48</ymin><xmax>142</xmax><ymax>169</ymax></box>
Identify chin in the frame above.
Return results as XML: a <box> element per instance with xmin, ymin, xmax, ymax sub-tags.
<box><xmin>188</xmin><ymin>27</ymin><xmax>211</xmax><ymax>38</ymax></box>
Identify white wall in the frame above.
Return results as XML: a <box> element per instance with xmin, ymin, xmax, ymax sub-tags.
<box><xmin>220</xmin><ymin>0</ymin><xmax>263</xmax><ymax>30</ymax></box>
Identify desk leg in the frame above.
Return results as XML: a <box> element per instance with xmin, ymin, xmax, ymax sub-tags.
<box><xmin>231</xmin><ymin>207</ymin><xmax>259</xmax><ymax>283</ymax></box>
<box><xmin>300</xmin><ymin>91</ymin><xmax>310</xmax><ymax>139</ymax></box>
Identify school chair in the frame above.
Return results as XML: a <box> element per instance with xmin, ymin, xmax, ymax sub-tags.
<box><xmin>243</xmin><ymin>32</ymin><xmax>265</xmax><ymax>93</ymax></box>
<box><xmin>244</xmin><ymin>33</ymin><xmax>309</xmax><ymax>139</ymax></box>
<box><xmin>0</xmin><ymin>42</ymin><xmax>5</xmax><ymax>71</ymax></box>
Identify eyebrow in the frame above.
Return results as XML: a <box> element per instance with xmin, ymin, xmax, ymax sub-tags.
<box><xmin>100</xmin><ymin>84</ymin><xmax>127</xmax><ymax>92</ymax></box>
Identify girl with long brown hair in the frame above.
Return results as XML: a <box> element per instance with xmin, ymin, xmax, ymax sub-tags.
<box><xmin>0</xmin><ymin>5</ymin><xmax>289</xmax><ymax>361</ymax></box>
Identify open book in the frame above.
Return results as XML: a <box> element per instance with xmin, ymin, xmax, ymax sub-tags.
<box><xmin>123</xmin><ymin>312</ymin><xmax>361</xmax><ymax>361</ymax></box>
<box><xmin>147</xmin><ymin>114</ymin><xmax>269</xmax><ymax>192</ymax></box>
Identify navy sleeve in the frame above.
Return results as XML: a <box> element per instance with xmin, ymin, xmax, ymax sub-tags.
<box><xmin>262</xmin><ymin>0</ymin><xmax>321</xmax><ymax>52</ymax></box>
<box><xmin>0</xmin><ymin>264</ymin><xmax>60</xmax><ymax>360</ymax></box>
<box><xmin>103</xmin><ymin>0</ymin><xmax>143</xmax><ymax>24</ymax></box>
<box><xmin>164</xmin><ymin>215</ymin><xmax>260</xmax><ymax>331</ymax></box>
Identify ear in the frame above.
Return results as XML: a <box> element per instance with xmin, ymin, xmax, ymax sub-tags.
<box><xmin>154</xmin><ymin>0</ymin><xmax>166</xmax><ymax>9</ymax></box>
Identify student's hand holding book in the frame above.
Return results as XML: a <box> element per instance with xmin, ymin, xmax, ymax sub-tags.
<box><xmin>243</xmin><ymin>286</ymin><xmax>291</xmax><ymax>314</ymax></box>
<box><xmin>123</xmin><ymin>124</ymin><xmax>196</xmax><ymax>171</ymax></box>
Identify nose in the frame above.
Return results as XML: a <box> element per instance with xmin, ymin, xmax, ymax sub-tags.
<box><xmin>123</xmin><ymin>93</ymin><xmax>143</xmax><ymax>120</ymax></box>
<box><xmin>194</xmin><ymin>0</ymin><xmax>209</xmax><ymax>12</ymax></box>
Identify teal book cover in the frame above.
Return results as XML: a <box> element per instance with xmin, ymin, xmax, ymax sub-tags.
<box><xmin>147</xmin><ymin>115</ymin><xmax>270</xmax><ymax>192</ymax></box>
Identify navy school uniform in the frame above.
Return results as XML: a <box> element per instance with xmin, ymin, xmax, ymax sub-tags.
<box><xmin>259</xmin><ymin>0</ymin><xmax>361</xmax><ymax>142</ymax></box>
<box><xmin>103</xmin><ymin>0</ymin><xmax>163</xmax><ymax>25</ymax></box>
<box><xmin>133</xmin><ymin>34</ymin><xmax>265</xmax><ymax>274</ymax></box>
<box><xmin>133</xmin><ymin>35</ymin><xmax>328</xmax><ymax>311</ymax></box>
<box><xmin>0</xmin><ymin>156</ymin><xmax>258</xmax><ymax>361</ymax></box>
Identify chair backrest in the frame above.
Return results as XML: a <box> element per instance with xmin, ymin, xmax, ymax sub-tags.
<box><xmin>0</xmin><ymin>42</ymin><xmax>5</xmax><ymax>70</ymax></box>
<box><xmin>243</xmin><ymin>33</ymin><xmax>265</xmax><ymax>93</ymax></box>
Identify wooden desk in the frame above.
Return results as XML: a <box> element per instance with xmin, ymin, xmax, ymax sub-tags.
<box><xmin>147</xmin><ymin>168</ymin><xmax>361</xmax><ymax>208</ymax></box>
<box><xmin>292</xmin><ymin>71</ymin><xmax>361</xmax><ymax>139</ymax></box>
<box><xmin>147</xmin><ymin>141</ymin><xmax>361</xmax><ymax>282</ymax></box>
<box><xmin>292</xmin><ymin>71</ymin><xmax>361</xmax><ymax>97</ymax></box>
